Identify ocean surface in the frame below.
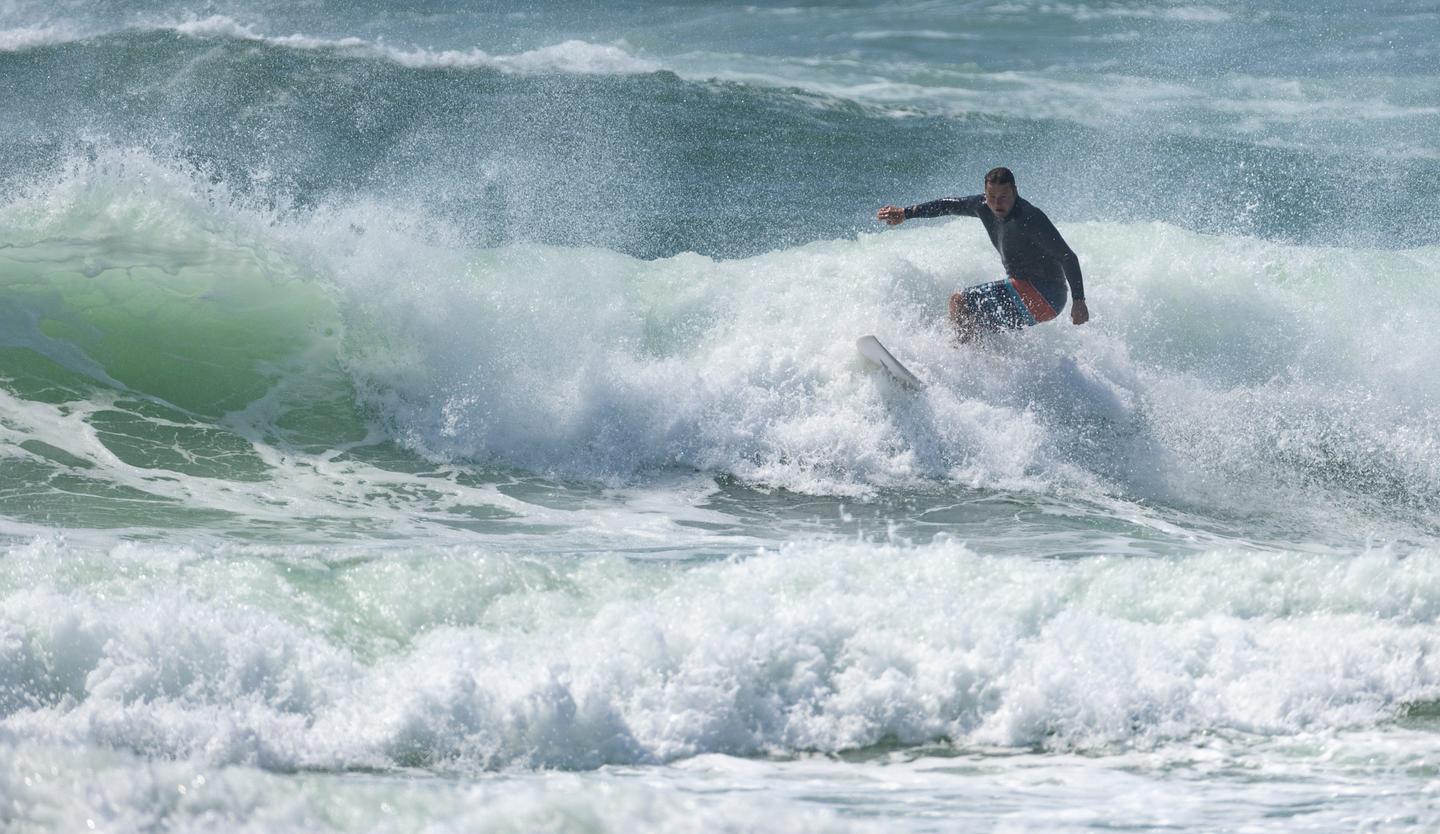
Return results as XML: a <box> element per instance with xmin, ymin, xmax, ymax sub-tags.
<box><xmin>2</xmin><ymin>1</ymin><xmax>1439</xmax><ymax>831</ymax></box>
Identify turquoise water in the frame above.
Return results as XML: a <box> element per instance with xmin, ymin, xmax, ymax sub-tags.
<box><xmin>2</xmin><ymin>2</ymin><xmax>1439</xmax><ymax>832</ymax></box>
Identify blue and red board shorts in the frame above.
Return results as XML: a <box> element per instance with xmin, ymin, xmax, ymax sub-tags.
<box><xmin>960</xmin><ymin>277</ymin><xmax>1059</xmax><ymax>331</ymax></box>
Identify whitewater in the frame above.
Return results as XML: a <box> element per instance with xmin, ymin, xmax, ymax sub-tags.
<box><xmin>2</xmin><ymin>2</ymin><xmax>1439</xmax><ymax>832</ymax></box>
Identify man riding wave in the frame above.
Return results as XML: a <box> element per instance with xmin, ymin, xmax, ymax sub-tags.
<box><xmin>877</xmin><ymin>167</ymin><xmax>1089</xmax><ymax>343</ymax></box>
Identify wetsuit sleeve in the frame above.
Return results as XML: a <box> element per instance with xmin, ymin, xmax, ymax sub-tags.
<box><xmin>903</xmin><ymin>195</ymin><xmax>982</xmax><ymax>220</ymax></box>
<box><xmin>1034</xmin><ymin>215</ymin><xmax>1085</xmax><ymax>301</ymax></box>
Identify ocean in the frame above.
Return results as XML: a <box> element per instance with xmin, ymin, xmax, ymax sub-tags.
<box><xmin>2</xmin><ymin>1</ymin><xmax>1439</xmax><ymax>831</ymax></box>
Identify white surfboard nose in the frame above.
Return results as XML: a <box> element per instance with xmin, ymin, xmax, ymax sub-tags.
<box><xmin>857</xmin><ymin>335</ymin><xmax>925</xmax><ymax>389</ymax></box>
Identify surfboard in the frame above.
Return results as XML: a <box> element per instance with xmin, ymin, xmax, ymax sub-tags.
<box><xmin>856</xmin><ymin>335</ymin><xmax>924</xmax><ymax>389</ymax></box>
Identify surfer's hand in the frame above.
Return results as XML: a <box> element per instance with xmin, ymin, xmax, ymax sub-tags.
<box><xmin>877</xmin><ymin>205</ymin><xmax>906</xmax><ymax>225</ymax></box>
<box><xmin>1071</xmin><ymin>299</ymin><xmax>1090</xmax><ymax>325</ymax></box>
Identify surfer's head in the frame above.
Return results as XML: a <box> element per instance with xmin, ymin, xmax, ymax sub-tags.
<box><xmin>983</xmin><ymin>167</ymin><xmax>1017</xmax><ymax>218</ymax></box>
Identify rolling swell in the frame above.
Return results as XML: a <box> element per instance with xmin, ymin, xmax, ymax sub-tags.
<box><xmin>2</xmin><ymin>27</ymin><xmax>920</xmax><ymax>260</ymax></box>
<box><xmin>0</xmin><ymin>156</ymin><xmax>369</xmax><ymax>530</ymax></box>
<box><xmin>2</xmin><ymin>149</ymin><xmax>1438</xmax><ymax>544</ymax></box>
<box><xmin>3</xmin><ymin>23</ymin><xmax>1436</xmax><ymax>263</ymax></box>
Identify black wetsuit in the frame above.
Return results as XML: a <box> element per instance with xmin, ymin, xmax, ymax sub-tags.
<box><xmin>904</xmin><ymin>195</ymin><xmax>1084</xmax><ymax>311</ymax></box>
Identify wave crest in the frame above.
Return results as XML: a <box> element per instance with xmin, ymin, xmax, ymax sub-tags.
<box><xmin>172</xmin><ymin>15</ymin><xmax>661</xmax><ymax>75</ymax></box>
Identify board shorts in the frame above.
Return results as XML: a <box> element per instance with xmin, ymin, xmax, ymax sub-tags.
<box><xmin>960</xmin><ymin>277</ymin><xmax>1059</xmax><ymax>331</ymax></box>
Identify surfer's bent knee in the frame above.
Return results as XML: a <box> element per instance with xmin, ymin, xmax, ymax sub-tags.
<box><xmin>948</xmin><ymin>292</ymin><xmax>978</xmax><ymax>343</ymax></box>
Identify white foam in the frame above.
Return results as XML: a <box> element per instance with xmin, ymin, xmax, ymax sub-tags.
<box><xmin>296</xmin><ymin>205</ymin><xmax>1440</xmax><ymax>538</ymax></box>
<box><xmin>850</xmin><ymin>30</ymin><xmax>979</xmax><ymax>41</ymax></box>
<box><xmin>0</xmin><ymin>736</ymin><xmax>881</xmax><ymax>833</ymax></box>
<box><xmin>3</xmin><ymin>536</ymin><xmax>1440</xmax><ymax>773</ymax></box>
<box><xmin>1055</xmin><ymin>4</ymin><xmax>1236</xmax><ymax>24</ymax></box>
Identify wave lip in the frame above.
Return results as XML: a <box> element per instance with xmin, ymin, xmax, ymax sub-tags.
<box><xmin>169</xmin><ymin>14</ymin><xmax>660</xmax><ymax>75</ymax></box>
<box><xmin>0</xmin><ymin>24</ymin><xmax>79</xmax><ymax>51</ymax></box>
<box><xmin>0</xmin><ymin>14</ymin><xmax>662</xmax><ymax>75</ymax></box>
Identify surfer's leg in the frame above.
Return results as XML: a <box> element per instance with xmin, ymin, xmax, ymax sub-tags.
<box><xmin>949</xmin><ymin>292</ymin><xmax>980</xmax><ymax>343</ymax></box>
<box><xmin>953</xmin><ymin>280</ymin><xmax>1027</xmax><ymax>344</ymax></box>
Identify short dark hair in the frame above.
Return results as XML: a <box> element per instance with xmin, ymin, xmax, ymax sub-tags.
<box><xmin>984</xmin><ymin>167</ymin><xmax>1016</xmax><ymax>187</ymax></box>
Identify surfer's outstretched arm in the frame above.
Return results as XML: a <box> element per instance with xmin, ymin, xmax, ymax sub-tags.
<box><xmin>904</xmin><ymin>196</ymin><xmax>982</xmax><ymax>220</ymax></box>
<box><xmin>876</xmin><ymin>196</ymin><xmax>980</xmax><ymax>226</ymax></box>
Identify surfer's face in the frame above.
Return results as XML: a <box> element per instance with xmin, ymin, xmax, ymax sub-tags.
<box><xmin>984</xmin><ymin>182</ymin><xmax>1017</xmax><ymax>217</ymax></box>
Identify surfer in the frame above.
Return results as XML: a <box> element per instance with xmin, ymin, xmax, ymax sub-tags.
<box><xmin>877</xmin><ymin>167</ymin><xmax>1089</xmax><ymax>343</ymax></box>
